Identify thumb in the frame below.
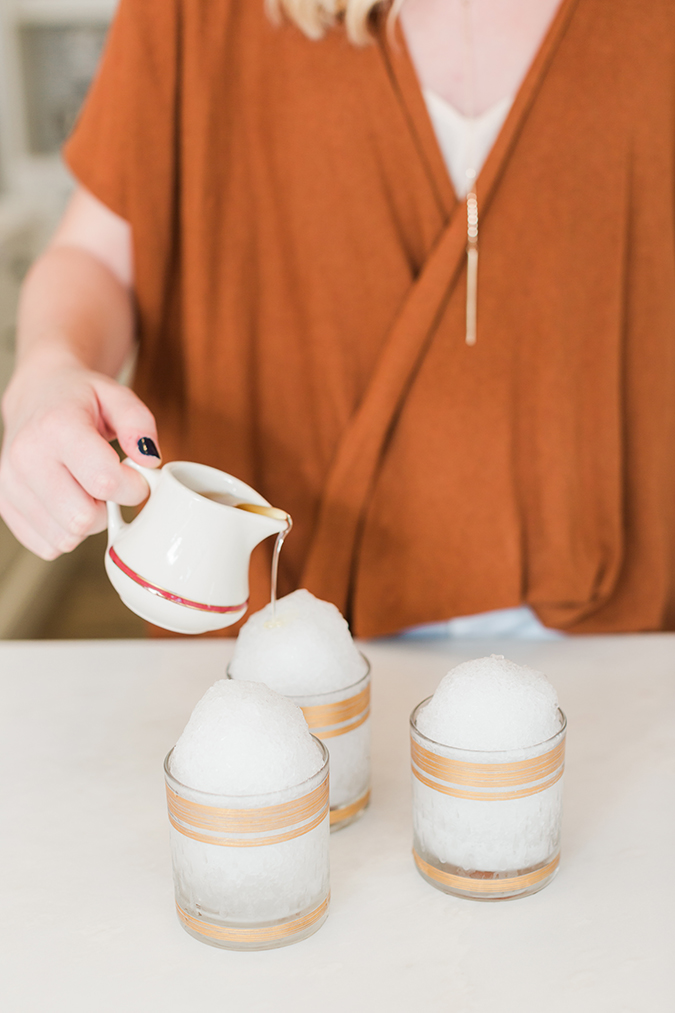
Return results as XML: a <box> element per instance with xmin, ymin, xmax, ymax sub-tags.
<box><xmin>93</xmin><ymin>377</ymin><xmax>163</xmax><ymax>468</ymax></box>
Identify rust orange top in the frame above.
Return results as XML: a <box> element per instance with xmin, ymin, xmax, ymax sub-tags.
<box><xmin>65</xmin><ymin>0</ymin><xmax>675</xmax><ymax>636</ymax></box>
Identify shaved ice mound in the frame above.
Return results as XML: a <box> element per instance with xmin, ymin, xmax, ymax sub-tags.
<box><xmin>415</xmin><ymin>654</ymin><xmax>562</xmax><ymax>751</ymax></box>
<box><xmin>228</xmin><ymin>589</ymin><xmax>371</xmax><ymax>827</ymax></box>
<box><xmin>169</xmin><ymin>679</ymin><xmax>324</xmax><ymax>795</ymax></box>
<box><xmin>229</xmin><ymin>589</ymin><xmax>367</xmax><ymax>695</ymax></box>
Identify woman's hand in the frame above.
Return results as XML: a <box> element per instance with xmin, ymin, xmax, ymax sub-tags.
<box><xmin>0</xmin><ymin>185</ymin><xmax>156</xmax><ymax>560</ymax></box>
<box><xmin>0</xmin><ymin>351</ymin><xmax>161</xmax><ymax>560</ymax></box>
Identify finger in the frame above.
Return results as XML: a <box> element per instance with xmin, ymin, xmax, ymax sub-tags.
<box><xmin>33</xmin><ymin>460</ymin><xmax>109</xmax><ymax>542</ymax></box>
<box><xmin>1</xmin><ymin>460</ymin><xmax>107</xmax><ymax>553</ymax></box>
<box><xmin>57</xmin><ymin>415</ymin><xmax>152</xmax><ymax>506</ymax></box>
<box><xmin>0</xmin><ymin>493</ymin><xmax>70</xmax><ymax>560</ymax></box>
<box><xmin>6</xmin><ymin>393</ymin><xmax>151</xmax><ymax>509</ymax></box>
<box><xmin>92</xmin><ymin>378</ymin><xmax>162</xmax><ymax>466</ymax></box>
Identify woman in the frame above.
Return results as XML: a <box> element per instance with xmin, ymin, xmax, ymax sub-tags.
<box><xmin>2</xmin><ymin>0</ymin><xmax>675</xmax><ymax>636</ymax></box>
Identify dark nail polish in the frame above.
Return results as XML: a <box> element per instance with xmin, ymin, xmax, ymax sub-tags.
<box><xmin>137</xmin><ymin>437</ymin><xmax>160</xmax><ymax>458</ymax></box>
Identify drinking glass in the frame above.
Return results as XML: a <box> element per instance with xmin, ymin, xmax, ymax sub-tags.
<box><xmin>410</xmin><ymin>700</ymin><xmax>566</xmax><ymax>900</ymax></box>
<box><xmin>164</xmin><ymin>741</ymin><xmax>330</xmax><ymax>948</ymax></box>
<box><xmin>227</xmin><ymin>658</ymin><xmax>371</xmax><ymax>831</ymax></box>
<box><xmin>290</xmin><ymin>660</ymin><xmax>371</xmax><ymax>830</ymax></box>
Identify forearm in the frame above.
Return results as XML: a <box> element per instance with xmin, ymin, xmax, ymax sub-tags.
<box><xmin>12</xmin><ymin>243</ymin><xmax>135</xmax><ymax>383</ymax></box>
<box><xmin>0</xmin><ymin>190</ymin><xmax>157</xmax><ymax>560</ymax></box>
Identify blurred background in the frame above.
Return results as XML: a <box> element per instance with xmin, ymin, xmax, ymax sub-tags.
<box><xmin>0</xmin><ymin>0</ymin><xmax>144</xmax><ymax>638</ymax></box>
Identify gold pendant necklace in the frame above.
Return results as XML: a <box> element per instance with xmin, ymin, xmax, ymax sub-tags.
<box><xmin>465</xmin><ymin>188</ymin><xmax>478</xmax><ymax>346</ymax></box>
<box><xmin>460</xmin><ymin>0</ymin><xmax>478</xmax><ymax>346</ymax></box>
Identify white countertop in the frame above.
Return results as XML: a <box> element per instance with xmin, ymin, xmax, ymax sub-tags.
<box><xmin>1</xmin><ymin>635</ymin><xmax>673</xmax><ymax>1012</ymax></box>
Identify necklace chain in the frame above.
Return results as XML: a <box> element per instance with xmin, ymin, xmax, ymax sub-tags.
<box><xmin>460</xmin><ymin>0</ymin><xmax>478</xmax><ymax>346</ymax></box>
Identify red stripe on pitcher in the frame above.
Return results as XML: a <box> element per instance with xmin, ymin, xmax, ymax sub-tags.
<box><xmin>108</xmin><ymin>547</ymin><xmax>248</xmax><ymax>614</ymax></box>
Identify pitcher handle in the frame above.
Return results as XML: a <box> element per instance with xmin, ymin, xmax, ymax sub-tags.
<box><xmin>106</xmin><ymin>458</ymin><xmax>162</xmax><ymax>545</ymax></box>
<box><xmin>121</xmin><ymin>456</ymin><xmax>163</xmax><ymax>493</ymax></box>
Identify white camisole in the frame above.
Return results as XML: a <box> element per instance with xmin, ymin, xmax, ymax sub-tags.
<box><xmin>423</xmin><ymin>89</ymin><xmax>513</xmax><ymax>197</ymax></box>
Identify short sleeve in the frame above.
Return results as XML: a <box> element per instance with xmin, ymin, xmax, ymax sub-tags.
<box><xmin>63</xmin><ymin>0</ymin><xmax>180</xmax><ymax>222</ymax></box>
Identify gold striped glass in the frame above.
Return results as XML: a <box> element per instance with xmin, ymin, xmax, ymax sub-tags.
<box><xmin>227</xmin><ymin>658</ymin><xmax>371</xmax><ymax>831</ymax></box>
<box><xmin>164</xmin><ymin>741</ymin><xmax>330</xmax><ymax>948</ymax></box>
<box><xmin>289</xmin><ymin>660</ymin><xmax>371</xmax><ymax>830</ymax></box>
<box><xmin>410</xmin><ymin>701</ymin><xmax>567</xmax><ymax>901</ymax></box>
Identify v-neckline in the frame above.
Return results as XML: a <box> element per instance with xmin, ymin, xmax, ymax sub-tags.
<box><xmin>423</xmin><ymin>89</ymin><xmax>514</xmax><ymax>127</ymax></box>
<box><xmin>377</xmin><ymin>0</ymin><xmax>582</xmax><ymax>214</ymax></box>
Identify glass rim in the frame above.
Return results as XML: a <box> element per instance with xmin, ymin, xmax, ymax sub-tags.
<box><xmin>410</xmin><ymin>697</ymin><xmax>567</xmax><ymax>756</ymax></box>
<box><xmin>164</xmin><ymin>735</ymin><xmax>329</xmax><ymax>801</ymax></box>
<box><xmin>226</xmin><ymin>653</ymin><xmax>370</xmax><ymax>699</ymax></box>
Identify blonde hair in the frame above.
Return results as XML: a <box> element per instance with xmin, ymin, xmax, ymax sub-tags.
<box><xmin>266</xmin><ymin>0</ymin><xmax>403</xmax><ymax>46</ymax></box>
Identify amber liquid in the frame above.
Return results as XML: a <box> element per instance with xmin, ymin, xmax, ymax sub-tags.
<box><xmin>198</xmin><ymin>490</ymin><xmax>246</xmax><ymax>507</ymax></box>
<box><xmin>197</xmin><ymin>489</ymin><xmax>293</xmax><ymax>618</ymax></box>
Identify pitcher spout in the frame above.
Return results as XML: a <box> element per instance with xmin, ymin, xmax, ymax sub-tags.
<box><xmin>235</xmin><ymin>502</ymin><xmax>291</xmax><ymax>547</ymax></box>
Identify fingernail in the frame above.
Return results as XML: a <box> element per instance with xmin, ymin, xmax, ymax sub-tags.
<box><xmin>137</xmin><ymin>437</ymin><xmax>160</xmax><ymax>458</ymax></box>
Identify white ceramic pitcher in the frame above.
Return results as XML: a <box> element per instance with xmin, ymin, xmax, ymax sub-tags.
<box><xmin>105</xmin><ymin>460</ymin><xmax>288</xmax><ymax>634</ymax></box>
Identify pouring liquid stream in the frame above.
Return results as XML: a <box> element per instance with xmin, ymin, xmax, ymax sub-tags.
<box><xmin>269</xmin><ymin>515</ymin><xmax>293</xmax><ymax>619</ymax></box>
<box><xmin>198</xmin><ymin>494</ymin><xmax>292</xmax><ymax>621</ymax></box>
<box><xmin>230</xmin><ymin>501</ymin><xmax>293</xmax><ymax>623</ymax></box>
